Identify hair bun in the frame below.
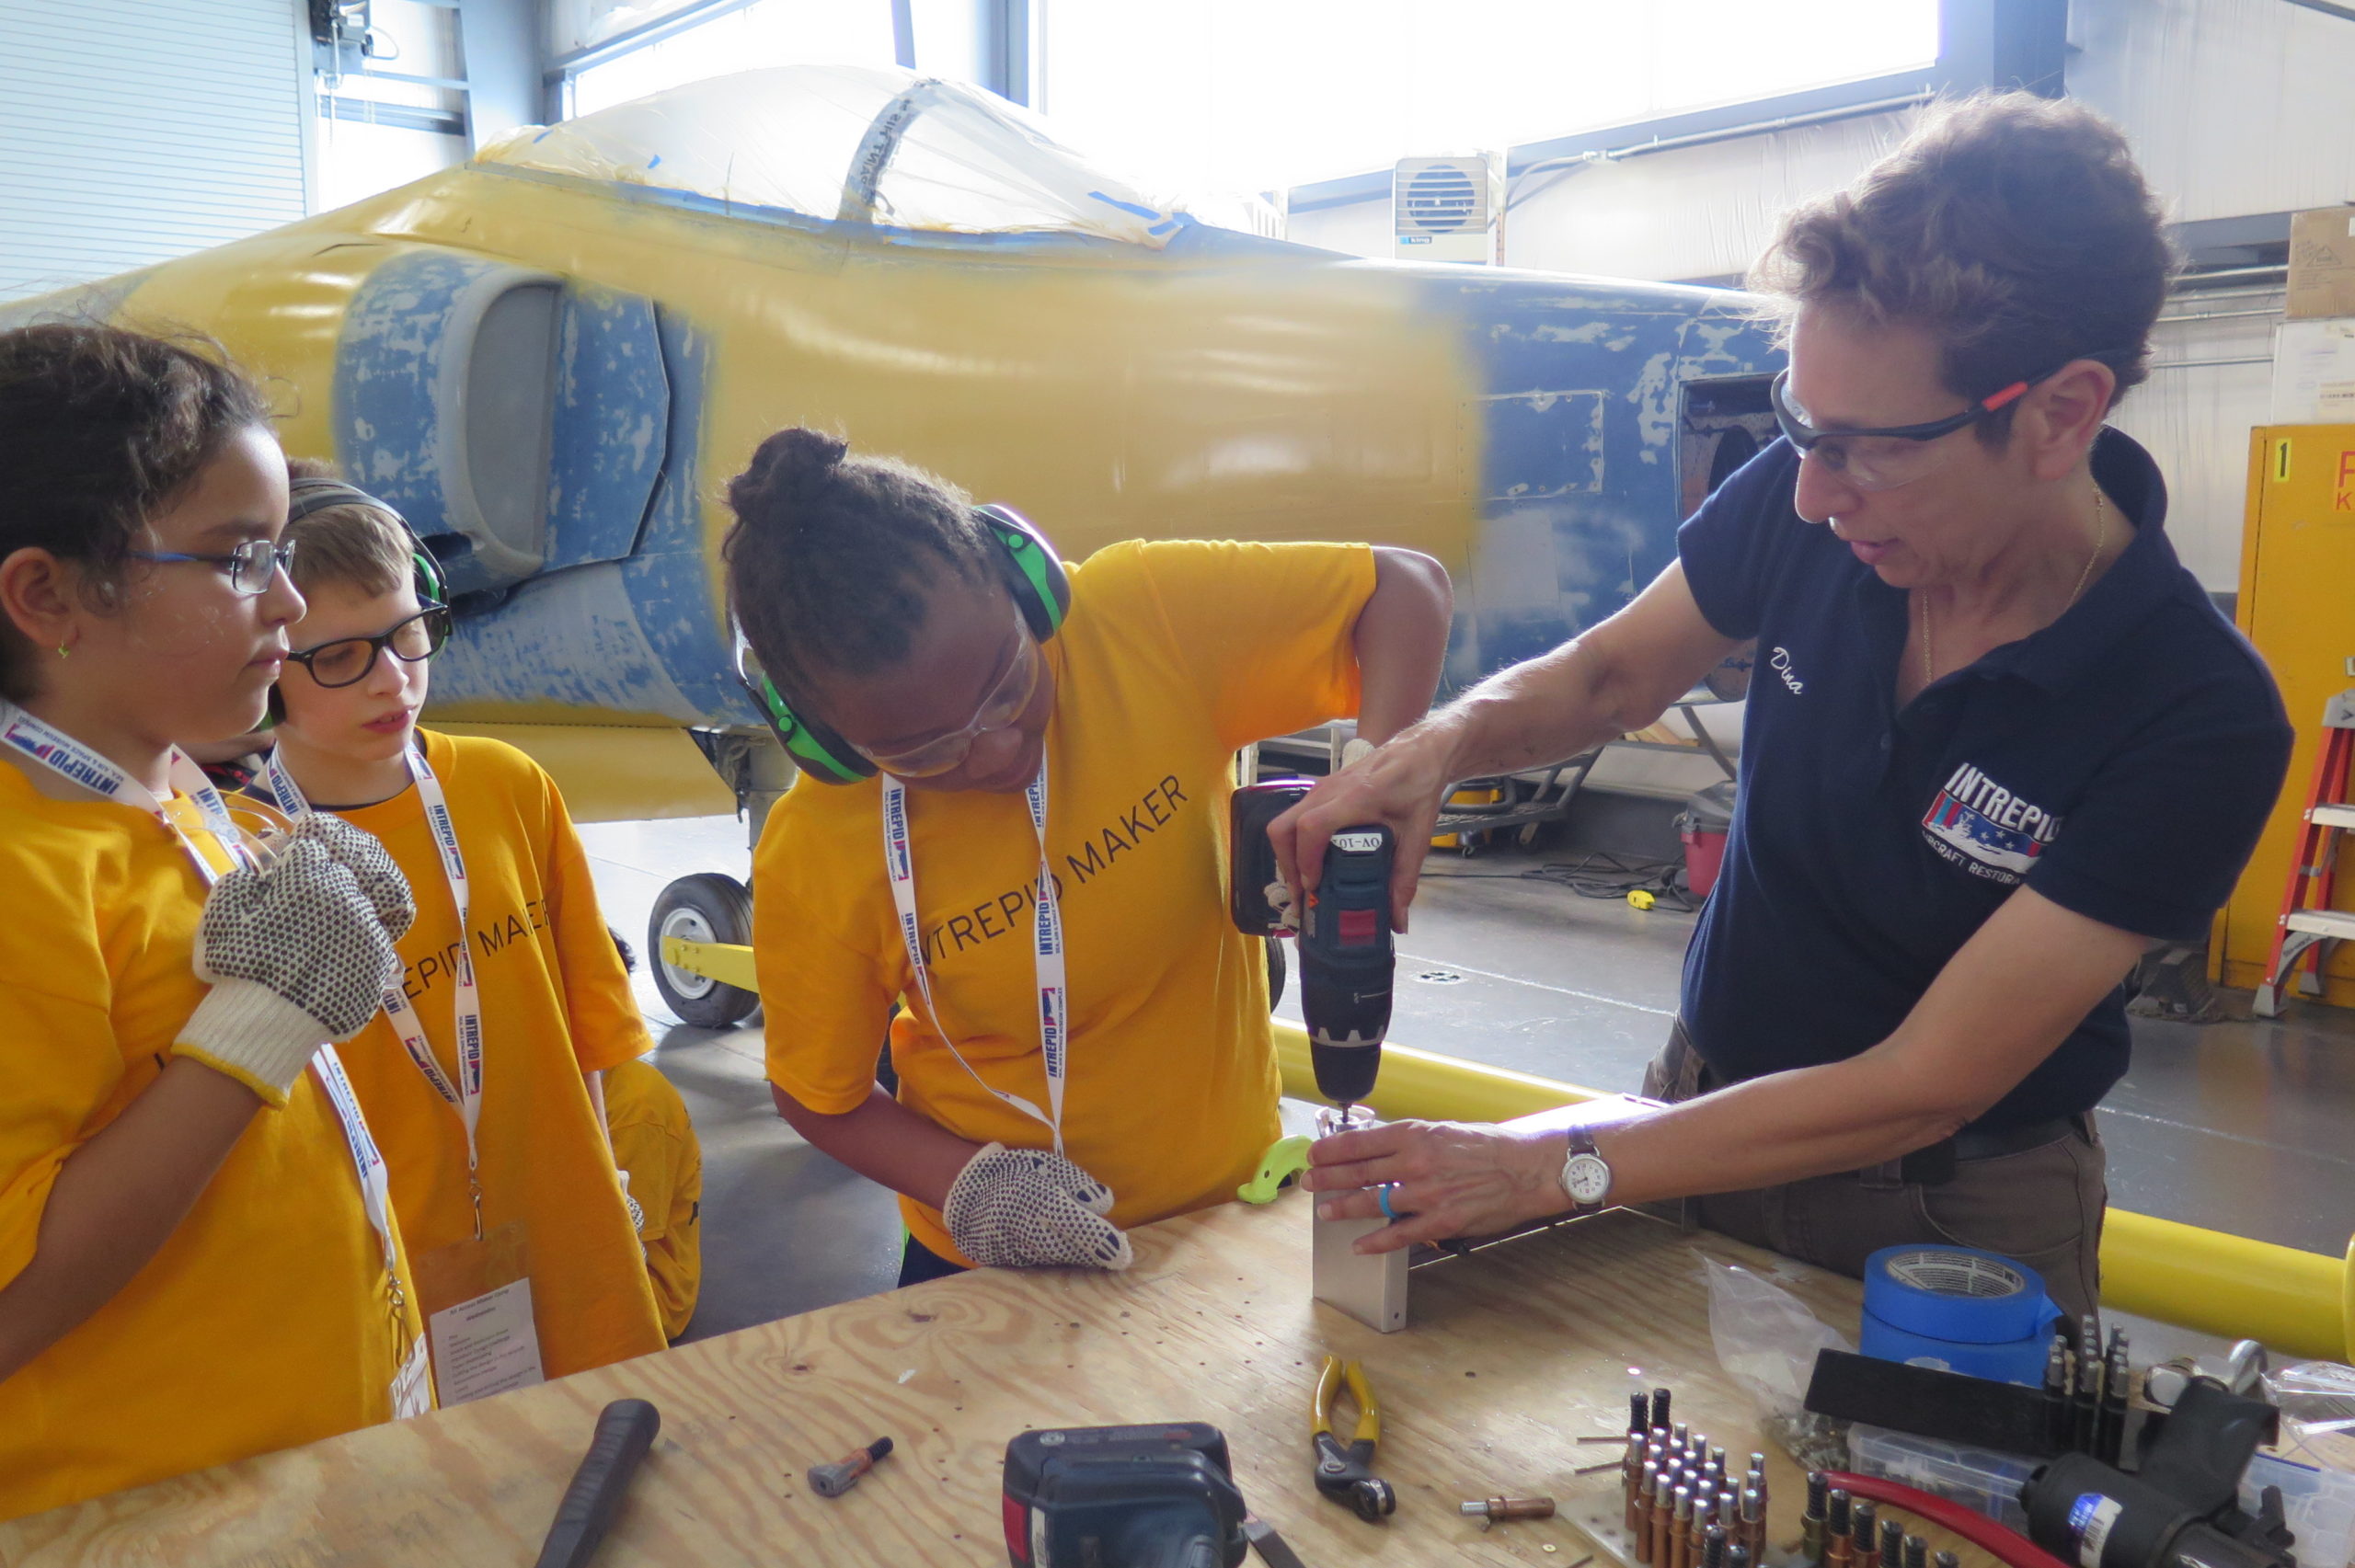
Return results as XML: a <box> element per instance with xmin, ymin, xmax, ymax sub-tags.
<box><xmin>731</xmin><ymin>427</ymin><xmax>847</xmax><ymax>522</ymax></box>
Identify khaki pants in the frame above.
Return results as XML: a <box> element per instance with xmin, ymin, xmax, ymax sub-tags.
<box><xmin>1642</xmin><ymin>1020</ymin><xmax>2107</xmax><ymax>1322</ymax></box>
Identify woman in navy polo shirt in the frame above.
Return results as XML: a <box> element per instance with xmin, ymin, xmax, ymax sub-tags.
<box><xmin>1274</xmin><ymin>95</ymin><xmax>2291</xmax><ymax>1319</ymax></box>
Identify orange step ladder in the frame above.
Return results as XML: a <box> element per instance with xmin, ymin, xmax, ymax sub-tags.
<box><xmin>2255</xmin><ymin>688</ymin><xmax>2355</xmax><ymax>1019</ymax></box>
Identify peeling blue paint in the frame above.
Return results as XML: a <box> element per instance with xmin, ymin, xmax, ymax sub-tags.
<box><xmin>1422</xmin><ymin>274</ymin><xmax>1781</xmax><ymax>687</ymax></box>
<box><xmin>544</xmin><ymin>282</ymin><xmax>669</xmax><ymax>569</ymax></box>
<box><xmin>425</xmin><ymin>304</ymin><xmax>753</xmax><ymax>726</ymax></box>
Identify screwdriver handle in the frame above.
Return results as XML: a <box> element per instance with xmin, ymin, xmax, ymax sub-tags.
<box><xmin>534</xmin><ymin>1398</ymin><xmax>661</xmax><ymax>1568</ymax></box>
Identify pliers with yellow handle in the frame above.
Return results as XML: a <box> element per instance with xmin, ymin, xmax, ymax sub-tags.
<box><xmin>1311</xmin><ymin>1356</ymin><xmax>1396</xmax><ymax>1522</ymax></box>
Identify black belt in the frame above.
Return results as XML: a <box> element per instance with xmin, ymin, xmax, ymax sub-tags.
<box><xmin>1897</xmin><ymin>1116</ymin><xmax>2085</xmax><ymax>1186</ymax></box>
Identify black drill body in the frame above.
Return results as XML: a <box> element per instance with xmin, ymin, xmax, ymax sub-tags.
<box><xmin>1298</xmin><ymin>825</ymin><xmax>1395</xmax><ymax>1104</ymax></box>
<box><xmin>1226</xmin><ymin>781</ymin><xmax>1396</xmax><ymax>1107</ymax></box>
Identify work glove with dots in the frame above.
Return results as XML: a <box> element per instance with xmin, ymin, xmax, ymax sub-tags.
<box><xmin>944</xmin><ymin>1143</ymin><xmax>1136</xmax><ymax>1272</ymax></box>
<box><xmin>174</xmin><ymin>818</ymin><xmax>416</xmax><ymax>1107</ymax></box>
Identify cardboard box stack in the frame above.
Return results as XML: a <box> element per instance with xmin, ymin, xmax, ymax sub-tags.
<box><xmin>2273</xmin><ymin>205</ymin><xmax>2355</xmax><ymax>424</ymax></box>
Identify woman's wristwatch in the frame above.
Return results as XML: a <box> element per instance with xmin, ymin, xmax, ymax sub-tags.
<box><xmin>1558</xmin><ymin>1127</ymin><xmax>1614</xmax><ymax>1214</ymax></box>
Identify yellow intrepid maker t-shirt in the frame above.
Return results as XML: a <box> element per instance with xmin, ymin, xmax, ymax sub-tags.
<box><xmin>0</xmin><ymin>764</ymin><xmax>422</xmax><ymax>1523</ymax></box>
<box><xmin>324</xmin><ymin>730</ymin><xmax>665</xmax><ymax>1379</ymax></box>
<box><xmin>755</xmin><ymin>539</ymin><xmax>1375</xmax><ymax>1265</ymax></box>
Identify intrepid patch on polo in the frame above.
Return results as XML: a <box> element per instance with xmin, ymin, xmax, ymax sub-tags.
<box><xmin>1921</xmin><ymin>761</ymin><xmax>2062</xmax><ymax>883</ymax></box>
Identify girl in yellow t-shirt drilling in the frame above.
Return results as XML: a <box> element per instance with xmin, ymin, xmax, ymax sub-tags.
<box><xmin>0</xmin><ymin>326</ymin><xmax>423</xmax><ymax>1520</ymax></box>
<box><xmin>729</xmin><ymin>429</ymin><xmax>1453</xmax><ymax>1285</ymax></box>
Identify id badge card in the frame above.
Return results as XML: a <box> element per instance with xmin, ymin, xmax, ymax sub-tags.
<box><xmin>415</xmin><ymin>1219</ymin><xmax>546</xmax><ymax>1407</ymax></box>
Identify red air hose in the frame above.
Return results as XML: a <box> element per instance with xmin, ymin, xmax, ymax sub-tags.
<box><xmin>1822</xmin><ymin>1471</ymin><xmax>2073</xmax><ymax>1568</ymax></box>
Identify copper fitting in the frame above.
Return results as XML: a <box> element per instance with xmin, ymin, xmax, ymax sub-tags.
<box><xmin>1462</xmin><ymin>1495</ymin><xmax>1555</xmax><ymax>1524</ymax></box>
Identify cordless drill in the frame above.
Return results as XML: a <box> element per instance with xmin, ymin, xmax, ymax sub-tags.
<box><xmin>1230</xmin><ymin>781</ymin><xmax>1396</xmax><ymax>1117</ymax></box>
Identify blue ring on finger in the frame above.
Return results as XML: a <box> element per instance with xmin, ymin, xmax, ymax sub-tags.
<box><xmin>1377</xmin><ymin>1183</ymin><xmax>1399</xmax><ymax>1221</ymax></box>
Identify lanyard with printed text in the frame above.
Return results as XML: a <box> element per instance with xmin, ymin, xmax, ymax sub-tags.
<box><xmin>265</xmin><ymin>743</ymin><xmax>488</xmax><ymax>1240</ymax></box>
<box><xmin>881</xmin><ymin>762</ymin><xmax>1070</xmax><ymax>1151</ymax></box>
<box><xmin>0</xmin><ymin>700</ymin><xmax>257</xmax><ymax>880</ymax></box>
<box><xmin>0</xmin><ymin>701</ymin><xmax>424</xmax><ymax>1409</ymax></box>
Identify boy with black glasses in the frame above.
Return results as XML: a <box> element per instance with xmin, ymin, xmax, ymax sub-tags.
<box><xmin>258</xmin><ymin>464</ymin><xmax>671</xmax><ymax>1396</ymax></box>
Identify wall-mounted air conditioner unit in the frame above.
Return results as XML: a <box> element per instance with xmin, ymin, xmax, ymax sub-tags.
<box><xmin>1393</xmin><ymin>154</ymin><xmax>1503</xmax><ymax>265</ymax></box>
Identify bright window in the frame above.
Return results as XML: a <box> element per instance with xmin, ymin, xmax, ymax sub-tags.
<box><xmin>570</xmin><ymin>0</ymin><xmax>901</xmax><ymax>118</ymax></box>
<box><xmin>1038</xmin><ymin>0</ymin><xmax>1940</xmax><ymax>201</ymax></box>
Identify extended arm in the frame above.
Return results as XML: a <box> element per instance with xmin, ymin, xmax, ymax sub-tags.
<box><xmin>770</xmin><ymin>1081</ymin><xmax>981</xmax><ymax>1212</ymax></box>
<box><xmin>1274</xmin><ymin>559</ymin><xmax>1738</xmax><ymax>921</ymax></box>
<box><xmin>1304</xmin><ymin>886</ymin><xmax>2152</xmax><ymax>1250</ymax></box>
<box><xmin>1350</xmin><ymin>547</ymin><xmax>1453</xmax><ymax>746</ymax></box>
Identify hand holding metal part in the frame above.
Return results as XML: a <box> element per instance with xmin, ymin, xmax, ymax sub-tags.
<box><xmin>1302</xmin><ymin>1118</ymin><xmax>1583</xmax><ymax>1254</ymax></box>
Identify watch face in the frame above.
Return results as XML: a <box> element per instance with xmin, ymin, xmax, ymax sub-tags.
<box><xmin>1564</xmin><ymin>1151</ymin><xmax>1612</xmax><ymax>1206</ymax></box>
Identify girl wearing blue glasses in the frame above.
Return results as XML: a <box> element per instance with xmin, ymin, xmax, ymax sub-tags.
<box><xmin>0</xmin><ymin>326</ymin><xmax>423</xmax><ymax>1517</ymax></box>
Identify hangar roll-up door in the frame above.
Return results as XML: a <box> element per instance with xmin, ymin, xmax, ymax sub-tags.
<box><xmin>0</xmin><ymin>0</ymin><xmax>308</xmax><ymax>303</ymax></box>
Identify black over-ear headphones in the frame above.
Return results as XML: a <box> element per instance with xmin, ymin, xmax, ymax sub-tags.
<box><xmin>268</xmin><ymin>478</ymin><xmax>448</xmax><ymax>724</ymax></box>
<box><xmin>736</xmin><ymin>504</ymin><xmax>1072</xmax><ymax>784</ymax></box>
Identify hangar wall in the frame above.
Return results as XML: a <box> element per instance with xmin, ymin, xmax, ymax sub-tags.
<box><xmin>1287</xmin><ymin>0</ymin><xmax>2355</xmax><ymax>594</ymax></box>
<box><xmin>0</xmin><ymin>0</ymin><xmax>310</xmax><ymax>303</ymax></box>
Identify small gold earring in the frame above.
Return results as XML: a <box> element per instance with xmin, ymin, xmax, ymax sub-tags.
<box><xmin>54</xmin><ymin>643</ymin><xmax>68</xmax><ymax>659</ymax></box>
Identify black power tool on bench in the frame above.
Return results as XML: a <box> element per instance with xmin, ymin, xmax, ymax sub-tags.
<box><xmin>1230</xmin><ymin>780</ymin><xmax>1395</xmax><ymax>1117</ymax></box>
<box><xmin>1002</xmin><ymin>1423</ymin><xmax>1250</xmax><ymax>1568</ymax></box>
<box><xmin>2022</xmin><ymin>1377</ymin><xmax>2297</xmax><ymax>1568</ymax></box>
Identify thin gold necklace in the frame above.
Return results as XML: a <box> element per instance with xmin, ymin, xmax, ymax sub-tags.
<box><xmin>1919</xmin><ymin>486</ymin><xmax>2108</xmax><ymax>690</ymax></box>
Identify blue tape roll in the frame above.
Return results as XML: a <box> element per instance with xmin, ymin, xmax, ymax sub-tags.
<box><xmin>1859</xmin><ymin>1244</ymin><xmax>2062</xmax><ymax>1388</ymax></box>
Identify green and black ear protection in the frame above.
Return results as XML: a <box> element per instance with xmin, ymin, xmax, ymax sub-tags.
<box><xmin>267</xmin><ymin>477</ymin><xmax>447</xmax><ymax>724</ymax></box>
<box><xmin>737</xmin><ymin>504</ymin><xmax>1072</xmax><ymax>784</ymax></box>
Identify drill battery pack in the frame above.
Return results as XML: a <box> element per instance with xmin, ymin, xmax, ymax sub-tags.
<box><xmin>1229</xmin><ymin>779</ymin><xmax>1312</xmax><ymax>936</ymax></box>
<box><xmin>1002</xmin><ymin>1423</ymin><xmax>1248</xmax><ymax>1568</ymax></box>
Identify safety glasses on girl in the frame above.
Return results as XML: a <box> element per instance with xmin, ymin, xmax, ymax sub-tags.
<box><xmin>285</xmin><ymin>604</ymin><xmax>452</xmax><ymax>688</ymax></box>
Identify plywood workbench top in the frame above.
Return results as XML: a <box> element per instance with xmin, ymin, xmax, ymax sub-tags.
<box><xmin>1</xmin><ymin>1197</ymin><xmax>1994</xmax><ymax>1567</ymax></box>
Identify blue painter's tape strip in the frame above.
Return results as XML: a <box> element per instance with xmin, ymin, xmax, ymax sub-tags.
<box><xmin>1864</xmin><ymin>1243</ymin><xmax>2061</xmax><ymax>1344</ymax></box>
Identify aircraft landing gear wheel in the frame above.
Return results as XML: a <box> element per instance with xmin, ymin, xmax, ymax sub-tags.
<box><xmin>650</xmin><ymin>873</ymin><xmax>758</xmax><ymax>1029</ymax></box>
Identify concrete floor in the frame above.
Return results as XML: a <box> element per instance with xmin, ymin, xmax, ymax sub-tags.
<box><xmin>577</xmin><ymin>816</ymin><xmax>2355</xmax><ymax>1345</ymax></box>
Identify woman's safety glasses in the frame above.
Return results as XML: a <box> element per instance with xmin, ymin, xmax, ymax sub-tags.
<box><xmin>1769</xmin><ymin>366</ymin><xmax>2054</xmax><ymax>492</ymax></box>
<box><xmin>285</xmin><ymin>604</ymin><xmax>452</xmax><ymax>689</ymax></box>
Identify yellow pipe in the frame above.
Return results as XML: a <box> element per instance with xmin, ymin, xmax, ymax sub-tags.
<box><xmin>1272</xmin><ymin>1022</ymin><xmax>2352</xmax><ymax>1358</ymax></box>
<box><xmin>661</xmin><ymin>935</ymin><xmax>759</xmax><ymax>992</ymax></box>
<box><xmin>2099</xmin><ymin>1209</ymin><xmax>2352</xmax><ymax>1362</ymax></box>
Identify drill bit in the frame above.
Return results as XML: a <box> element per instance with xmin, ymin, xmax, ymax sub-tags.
<box><xmin>1878</xmin><ymin>1512</ymin><xmax>1904</xmax><ymax>1568</ymax></box>
<box><xmin>1631</xmin><ymin>1391</ymin><xmax>1652</xmax><ymax>1436</ymax></box>
<box><xmin>1652</xmin><ymin>1387</ymin><xmax>1672</xmax><ymax>1436</ymax></box>
<box><xmin>1703</xmin><ymin>1523</ymin><xmax>1729</xmax><ymax>1568</ymax></box>
<box><xmin>2044</xmin><ymin>1331</ymin><xmax>2072</xmax><ymax>1450</ymax></box>
<box><xmin>2075</xmin><ymin>1332</ymin><xmax>2104</xmax><ymax>1452</ymax></box>
<box><xmin>1903</xmin><ymin>1536</ymin><xmax>1928</xmax><ymax>1568</ymax></box>
<box><xmin>2099</xmin><ymin>1329</ymin><xmax>2131</xmax><ymax>1464</ymax></box>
